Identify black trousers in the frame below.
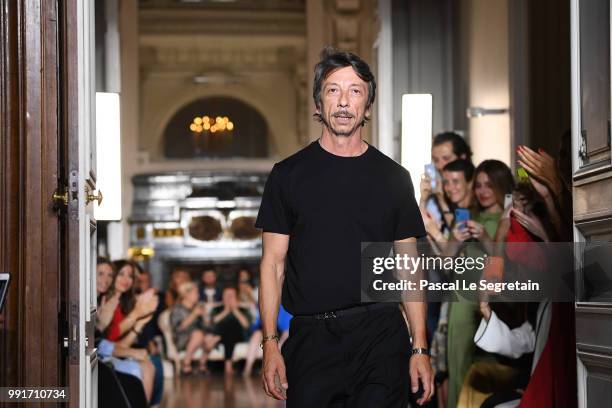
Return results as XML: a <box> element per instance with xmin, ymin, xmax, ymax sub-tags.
<box><xmin>282</xmin><ymin>305</ymin><xmax>412</xmax><ymax>408</ymax></box>
<box><xmin>215</xmin><ymin>317</ymin><xmax>245</xmax><ymax>360</ymax></box>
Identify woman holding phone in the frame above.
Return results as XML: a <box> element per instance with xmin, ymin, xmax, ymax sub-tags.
<box><xmin>421</xmin><ymin>158</ymin><xmax>475</xmax><ymax>406</ymax></box>
<box><xmin>446</xmin><ymin>160</ymin><xmax>515</xmax><ymax>407</ymax></box>
<box><xmin>421</xmin><ymin>159</ymin><xmax>476</xmax><ymax>245</ymax></box>
<box><xmin>420</xmin><ymin>132</ymin><xmax>473</xmax><ymax>233</ymax></box>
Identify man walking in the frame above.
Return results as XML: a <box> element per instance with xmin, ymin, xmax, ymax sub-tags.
<box><xmin>256</xmin><ymin>47</ymin><xmax>434</xmax><ymax>407</ymax></box>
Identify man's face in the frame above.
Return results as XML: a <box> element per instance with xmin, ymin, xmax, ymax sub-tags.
<box><xmin>432</xmin><ymin>142</ymin><xmax>458</xmax><ymax>171</ymax></box>
<box><xmin>202</xmin><ymin>270</ymin><xmax>216</xmax><ymax>287</ymax></box>
<box><xmin>136</xmin><ymin>272</ymin><xmax>151</xmax><ymax>292</ymax></box>
<box><xmin>317</xmin><ymin>66</ymin><xmax>370</xmax><ymax>137</ymax></box>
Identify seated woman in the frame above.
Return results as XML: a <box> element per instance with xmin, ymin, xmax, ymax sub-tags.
<box><xmin>237</xmin><ymin>268</ymin><xmax>258</xmax><ymax>317</ymax></box>
<box><xmin>95</xmin><ymin>258</ymin><xmax>155</xmax><ymax>404</ymax></box>
<box><xmin>105</xmin><ymin>260</ymin><xmax>159</xmax><ymax>343</ymax></box>
<box><xmin>165</xmin><ymin>268</ymin><xmax>192</xmax><ymax>308</ymax></box>
<box><xmin>210</xmin><ymin>286</ymin><xmax>252</xmax><ymax>375</ymax></box>
<box><xmin>170</xmin><ymin>281</ymin><xmax>220</xmax><ymax>375</ymax></box>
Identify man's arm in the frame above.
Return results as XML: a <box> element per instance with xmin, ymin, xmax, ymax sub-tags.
<box><xmin>260</xmin><ymin>232</ymin><xmax>289</xmax><ymax>401</ymax></box>
<box><xmin>394</xmin><ymin>237</ymin><xmax>434</xmax><ymax>405</ymax></box>
<box><xmin>394</xmin><ymin>237</ymin><xmax>428</xmax><ymax>349</ymax></box>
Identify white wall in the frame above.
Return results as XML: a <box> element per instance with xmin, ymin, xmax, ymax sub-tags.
<box><xmin>459</xmin><ymin>0</ymin><xmax>511</xmax><ymax>166</ymax></box>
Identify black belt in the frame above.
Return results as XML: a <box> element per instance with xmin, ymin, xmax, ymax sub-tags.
<box><xmin>295</xmin><ymin>302</ymin><xmax>396</xmax><ymax>320</ymax></box>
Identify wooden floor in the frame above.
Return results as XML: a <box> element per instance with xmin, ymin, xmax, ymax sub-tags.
<box><xmin>160</xmin><ymin>375</ymin><xmax>287</xmax><ymax>408</ymax></box>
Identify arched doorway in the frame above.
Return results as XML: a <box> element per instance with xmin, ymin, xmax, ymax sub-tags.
<box><xmin>163</xmin><ymin>96</ymin><xmax>269</xmax><ymax>159</ymax></box>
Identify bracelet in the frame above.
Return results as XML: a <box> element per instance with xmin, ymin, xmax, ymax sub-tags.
<box><xmin>260</xmin><ymin>334</ymin><xmax>280</xmax><ymax>349</ymax></box>
<box><xmin>411</xmin><ymin>348</ymin><xmax>430</xmax><ymax>357</ymax></box>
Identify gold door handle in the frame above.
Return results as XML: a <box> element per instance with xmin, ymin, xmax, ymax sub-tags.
<box><xmin>86</xmin><ymin>189</ymin><xmax>103</xmax><ymax>206</ymax></box>
<box><xmin>52</xmin><ymin>189</ymin><xmax>68</xmax><ymax>206</ymax></box>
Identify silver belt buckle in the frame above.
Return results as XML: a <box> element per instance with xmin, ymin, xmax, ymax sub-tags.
<box><xmin>316</xmin><ymin>311</ymin><xmax>337</xmax><ymax>320</ymax></box>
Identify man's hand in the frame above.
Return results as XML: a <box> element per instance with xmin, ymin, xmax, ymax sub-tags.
<box><xmin>261</xmin><ymin>342</ymin><xmax>288</xmax><ymax>400</ymax></box>
<box><xmin>409</xmin><ymin>354</ymin><xmax>434</xmax><ymax>405</ymax></box>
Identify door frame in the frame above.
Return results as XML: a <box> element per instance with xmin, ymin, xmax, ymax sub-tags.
<box><xmin>61</xmin><ymin>0</ymin><xmax>98</xmax><ymax>406</ymax></box>
<box><xmin>570</xmin><ymin>0</ymin><xmax>612</xmax><ymax>406</ymax></box>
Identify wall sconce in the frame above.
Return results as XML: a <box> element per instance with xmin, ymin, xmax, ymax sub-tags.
<box><xmin>401</xmin><ymin>94</ymin><xmax>433</xmax><ymax>204</ymax></box>
<box><xmin>95</xmin><ymin>92</ymin><xmax>122</xmax><ymax>221</ymax></box>
<box><xmin>466</xmin><ymin>107</ymin><xmax>509</xmax><ymax>118</ymax></box>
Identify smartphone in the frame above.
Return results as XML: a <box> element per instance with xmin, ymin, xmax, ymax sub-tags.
<box><xmin>516</xmin><ymin>167</ymin><xmax>529</xmax><ymax>182</ymax></box>
<box><xmin>424</xmin><ymin>164</ymin><xmax>437</xmax><ymax>189</ymax></box>
<box><xmin>454</xmin><ymin>208</ymin><xmax>470</xmax><ymax>230</ymax></box>
<box><xmin>504</xmin><ymin>193</ymin><xmax>513</xmax><ymax>209</ymax></box>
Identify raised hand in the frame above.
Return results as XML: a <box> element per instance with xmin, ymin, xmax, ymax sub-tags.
<box><xmin>135</xmin><ymin>289</ymin><xmax>159</xmax><ymax>317</ymax></box>
<box><xmin>420</xmin><ymin>208</ymin><xmax>442</xmax><ymax>238</ymax></box>
<box><xmin>528</xmin><ymin>176</ymin><xmax>551</xmax><ymax>200</ymax></box>
<box><xmin>517</xmin><ymin>146</ymin><xmax>563</xmax><ymax>197</ymax></box>
<box><xmin>419</xmin><ymin>174</ymin><xmax>433</xmax><ymax>206</ymax></box>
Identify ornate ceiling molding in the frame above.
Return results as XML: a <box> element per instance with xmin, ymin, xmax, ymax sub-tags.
<box><xmin>139</xmin><ymin>8</ymin><xmax>306</xmax><ymax>36</ymax></box>
<box><xmin>139</xmin><ymin>0</ymin><xmax>305</xmax><ymax>12</ymax></box>
<box><xmin>139</xmin><ymin>44</ymin><xmax>305</xmax><ymax>72</ymax></box>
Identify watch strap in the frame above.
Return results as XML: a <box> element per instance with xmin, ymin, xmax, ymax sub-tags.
<box><xmin>411</xmin><ymin>347</ymin><xmax>430</xmax><ymax>356</ymax></box>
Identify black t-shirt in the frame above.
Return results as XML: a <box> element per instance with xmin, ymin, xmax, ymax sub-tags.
<box><xmin>255</xmin><ymin>141</ymin><xmax>425</xmax><ymax>315</ymax></box>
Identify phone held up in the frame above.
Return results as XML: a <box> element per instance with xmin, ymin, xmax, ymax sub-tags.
<box><xmin>454</xmin><ymin>208</ymin><xmax>470</xmax><ymax>231</ymax></box>
<box><xmin>424</xmin><ymin>163</ymin><xmax>437</xmax><ymax>190</ymax></box>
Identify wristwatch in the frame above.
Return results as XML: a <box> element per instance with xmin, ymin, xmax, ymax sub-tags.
<box><xmin>411</xmin><ymin>348</ymin><xmax>430</xmax><ymax>356</ymax></box>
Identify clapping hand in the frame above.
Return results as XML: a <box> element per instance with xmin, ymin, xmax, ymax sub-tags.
<box><xmin>135</xmin><ymin>289</ymin><xmax>159</xmax><ymax>318</ymax></box>
<box><xmin>517</xmin><ymin>146</ymin><xmax>563</xmax><ymax>197</ymax></box>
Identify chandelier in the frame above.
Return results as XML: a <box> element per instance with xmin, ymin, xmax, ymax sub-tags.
<box><xmin>189</xmin><ymin>115</ymin><xmax>234</xmax><ymax>134</ymax></box>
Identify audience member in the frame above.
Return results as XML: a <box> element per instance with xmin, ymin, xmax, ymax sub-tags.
<box><xmin>420</xmin><ymin>132</ymin><xmax>473</xmax><ymax>228</ymax></box>
<box><xmin>133</xmin><ymin>269</ymin><xmax>166</xmax><ymax>350</ymax></box>
<box><xmin>136</xmin><ymin>268</ymin><xmax>153</xmax><ymax>293</ymax></box>
<box><xmin>211</xmin><ymin>286</ymin><xmax>252</xmax><ymax>375</ymax></box>
<box><xmin>199</xmin><ymin>269</ymin><xmax>222</xmax><ymax>304</ymax></box>
<box><xmin>422</xmin><ymin>159</ymin><xmax>475</xmax><ymax>248</ymax></box>
<box><xmin>445</xmin><ymin>160</ymin><xmax>514</xmax><ymax>407</ymax></box>
<box><xmin>104</xmin><ymin>260</ymin><xmax>158</xmax><ymax>342</ymax></box>
<box><xmin>236</xmin><ymin>268</ymin><xmax>258</xmax><ymax>318</ymax></box>
<box><xmin>170</xmin><ymin>281</ymin><xmax>221</xmax><ymax>375</ymax></box>
<box><xmin>95</xmin><ymin>258</ymin><xmax>156</xmax><ymax>404</ymax></box>
<box><xmin>165</xmin><ymin>268</ymin><xmax>192</xmax><ymax>308</ymax></box>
